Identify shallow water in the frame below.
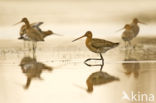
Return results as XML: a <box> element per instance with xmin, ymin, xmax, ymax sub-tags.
<box><xmin>0</xmin><ymin>37</ymin><xmax>156</xmax><ymax>103</ymax></box>
<box><xmin>0</xmin><ymin>0</ymin><xmax>156</xmax><ymax>103</ymax></box>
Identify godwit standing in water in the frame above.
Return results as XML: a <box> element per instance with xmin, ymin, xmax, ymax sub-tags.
<box><xmin>19</xmin><ymin>56</ymin><xmax>52</xmax><ymax>89</ymax></box>
<box><xmin>72</xmin><ymin>31</ymin><xmax>119</xmax><ymax>71</ymax></box>
<box><xmin>18</xmin><ymin>21</ymin><xmax>43</xmax><ymax>50</ymax></box>
<box><xmin>121</xmin><ymin>24</ymin><xmax>134</xmax><ymax>47</ymax></box>
<box><xmin>15</xmin><ymin>17</ymin><xmax>45</xmax><ymax>58</ymax></box>
<box><xmin>130</xmin><ymin>18</ymin><xmax>145</xmax><ymax>38</ymax></box>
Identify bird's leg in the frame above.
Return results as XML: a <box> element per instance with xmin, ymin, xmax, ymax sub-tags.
<box><xmin>84</xmin><ymin>58</ymin><xmax>101</xmax><ymax>63</ymax></box>
<box><xmin>32</xmin><ymin>42</ymin><xmax>36</xmax><ymax>59</ymax></box>
<box><xmin>128</xmin><ymin>41</ymin><xmax>134</xmax><ymax>54</ymax></box>
<box><xmin>100</xmin><ymin>53</ymin><xmax>104</xmax><ymax>71</ymax></box>
<box><xmin>84</xmin><ymin>53</ymin><xmax>104</xmax><ymax>69</ymax></box>
<box><xmin>24</xmin><ymin>77</ymin><xmax>31</xmax><ymax>89</ymax></box>
<box><xmin>23</xmin><ymin>41</ymin><xmax>26</xmax><ymax>48</ymax></box>
<box><xmin>84</xmin><ymin>58</ymin><xmax>102</xmax><ymax>67</ymax></box>
<box><xmin>23</xmin><ymin>41</ymin><xmax>27</xmax><ymax>55</ymax></box>
<box><xmin>125</xmin><ymin>41</ymin><xmax>127</xmax><ymax>49</ymax></box>
<box><xmin>125</xmin><ymin>41</ymin><xmax>130</xmax><ymax>55</ymax></box>
<box><xmin>128</xmin><ymin>41</ymin><xmax>131</xmax><ymax>48</ymax></box>
<box><xmin>84</xmin><ymin>62</ymin><xmax>102</xmax><ymax>67</ymax></box>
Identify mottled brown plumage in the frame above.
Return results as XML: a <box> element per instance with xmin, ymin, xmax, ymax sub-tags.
<box><xmin>121</xmin><ymin>24</ymin><xmax>134</xmax><ymax>46</ymax></box>
<box><xmin>73</xmin><ymin>31</ymin><xmax>119</xmax><ymax>71</ymax></box>
<box><xmin>17</xmin><ymin>17</ymin><xmax>44</xmax><ymax>41</ymax></box>
<box><xmin>19</xmin><ymin>22</ymin><xmax>43</xmax><ymax>39</ymax></box>
<box><xmin>73</xmin><ymin>31</ymin><xmax>119</xmax><ymax>53</ymax></box>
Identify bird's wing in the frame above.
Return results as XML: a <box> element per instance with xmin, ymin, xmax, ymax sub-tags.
<box><xmin>27</xmin><ymin>28</ymin><xmax>44</xmax><ymax>41</ymax></box>
<box><xmin>31</xmin><ymin>22</ymin><xmax>43</xmax><ymax>32</ymax></box>
<box><xmin>91</xmin><ymin>38</ymin><xmax>115</xmax><ymax>48</ymax></box>
<box><xmin>31</xmin><ymin>22</ymin><xmax>44</xmax><ymax>27</ymax></box>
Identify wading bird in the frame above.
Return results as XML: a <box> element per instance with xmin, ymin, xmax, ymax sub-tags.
<box><xmin>121</xmin><ymin>24</ymin><xmax>134</xmax><ymax>47</ymax></box>
<box><xmin>130</xmin><ymin>18</ymin><xmax>145</xmax><ymax>38</ymax></box>
<box><xmin>18</xmin><ymin>21</ymin><xmax>43</xmax><ymax>39</ymax></box>
<box><xmin>72</xmin><ymin>31</ymin><xmax>119</xmax><ymax>71</ymax></box>
<box><xmin>15</xmin><ymin>17</ymin><xmax>46</xmax><ymax>58</ymax></box>
<box><xmin>18</xmin><ymin>22</ymin><xmax>55</xmax><ymax>40</ymax></box>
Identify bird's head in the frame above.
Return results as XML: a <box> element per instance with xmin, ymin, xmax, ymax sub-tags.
<box><xmin>124</xmin><ymin>24</ymin><xmax>131</xmax><ymax>29</ymax></box>
<box><xmin>14</xmin><ymin>17</ymin><xmax>28</xmax><ymax>25</ymax></box>
<box><xmin>21</xmin><ymin>17</ymin><xmax>28</xmax><ymax>23</ymax></box>
<box><xmin>72</xmin><ymin>31</ymin><xmax>92</xmax><ymax>42</ymax></box>
<box><xmin>133</xmin><ymin>18</ymin><xmax>145</xmax><ymax>24</ymax></box>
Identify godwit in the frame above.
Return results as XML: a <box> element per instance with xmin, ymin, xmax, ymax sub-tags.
<box><xmin>15</xmin><ymin>17</ymin><xmax>45</xmax><ymax>58</ymax></box>
<box><xmin>19</xmin><ymin>56</ymin><xmax>52</xmax><ymax>89</ymax></box>
<box><xmin>72</xmin><ymin>31</ymin><xmax>119</xmax><ymax>70</ymax></box>
<box><xmin>130</xmin><ymin>18</ymin><xmax>144</xmax><ymax>38</ymax></box>
<box><xmin>18</xmin><ymin>21</ymin><xmax>43</xmax><ymax>39</ymax></box>
<box><xmin>19</xmin><ymin>30</ymin><xmax>53</xmax><ymax>41</ymax></box>
<box><xmin>16</xmin><ymin>17</ymin><xmax>44</xmax><ymax>41</ymax></box>
<box><xmin>121</xmin><ymin>24</ymin><xmax>134</xmax><ymax>47</ymax></box>
<box><xmin>86</xmin><ymin>71</ymin><xmax>119</xmax><ymax>92</ymax></box>
<box><xmin>18</xmin><ymin>21</ymin><xmax>43</xmax><ymax>50</ymax></box>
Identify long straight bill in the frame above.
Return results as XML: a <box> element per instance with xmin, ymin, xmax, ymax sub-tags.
<box><xmin>115</xmin><ymin>27</ymin><xmax>124</xmax><ymax>32</ymax></box>
<box><xmin>72</xmin><ymin>35</ymin><xmax>85</xmax><ymax>42</ymax></box>
<box><xmin>139</xmin><ymin>21</ymin><xmax>146</xmax><ymax>25</ymax></box>
<box><xmin>53</xmin><ymin>33</ymin><xmax>63</xmax><ymax>36</ymax></box>
<box><xmin>14</xmin><ymin>21</ymin><xmax>22</xmax><ymax>26</ymax></box>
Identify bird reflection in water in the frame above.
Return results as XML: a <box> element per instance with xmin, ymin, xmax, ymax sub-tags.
<box><xmin>122</xmin><ymin>58</ymin><xmax>140</xmax><ymax>78</ymax></box>
<box><xmin>19</xmin><ymin>56</ymin><xmax>52</xmax><ymax>89</ymax></box>
<box><xmin>122</xmin><ymin>48</ymin><xmax>140</xmax><ymax>78</ymax></box>
<box><xmin>75</xmin><ymin>61</ymin><xmax>120</xmax><ymax>93</ymax></box>
<box><xmin>86</xmin><ymin>71</ymin><xmax>120</xmax><ymax>93</ymax></box>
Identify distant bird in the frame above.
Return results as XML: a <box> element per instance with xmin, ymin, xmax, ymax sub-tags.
<box><xmin>19</xmin><ymin>30</ymin><xmax>54</xmax><ymax>41</ymax></box>
<box><xmin>15</xmin><ymin>17</ymin><xmax>44</xmax><ymax>41</ymax></box>
<box><xmin>18</xmin><ymin>22</ymin><xmax>55</xmax><ymax>40</ymax></box>
<box><xmin>15</xmin><ymin>17</ymin><xmax>46</xmax><ymax>58</ymax></box>
<box><xmin>86</xmin><ymin>71</ymin><xmax>119</xmax><ymax>92</ymax></box>
<box><xmin>18</xmin><ymin>22</ymin><xmax>43</xmax><ymax>39</ymax></box>
<box><xmin>130</xmin><ymin>18</ymin><xmax>144</xmax><ymax>38</ymax></box>
<box><xmin>72</xmin><ymin>31</ymin><xmax>119</xmax><ymax>70</ymax></box>
<box><xmin>19</xmin><ymin>56</ymin><xmax>52</xmax><ymax>89</ymax></box>
<box><xmin>121</xmin><ymin>24</ymin><xmax>134</xmax><ymax>46</ymax></box>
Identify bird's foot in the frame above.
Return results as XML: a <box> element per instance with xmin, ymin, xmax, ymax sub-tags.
<box><xmin>84</xmin><ymin>58</ymin><xmax>92</xmax><ymax>63</ymax></box>
<box><xmin>18</xmin><ymin>36</ymin><xmax>24</xmax><ymax>40</ymax></box>
<box><xmin>23</xmin><ymin>85</ymin><xmax>29</xmax><ymax>90</ymax></box>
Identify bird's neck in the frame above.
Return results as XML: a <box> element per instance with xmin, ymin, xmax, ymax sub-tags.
<box><xmin>24</xmin><ymin>20</ymin><xmax>30</xmax><ymax>28</ymax></box>
<box><xmin>85</xmin><ymin>36</ymin><xmax>92</xmax><ymax>46</ymax></box>
<box><xmin>133</xmin><ymin>22</ymin><xmax>138</xmax><ymax>25</ymax></box>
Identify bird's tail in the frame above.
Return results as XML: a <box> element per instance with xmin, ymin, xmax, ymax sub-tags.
<box><xmin>113</xmin><ymin>76</ymin><xmax>120</xmax><ymax>81</ymax></box>
<box><xmin>18</xmin><ymin>36</ymin><xmax>24</xmax><ymax>40</ymax></box>
<box><xmin>113</xmin><ymin>42</ymin><xmax>120</xmax><ymax>48</ymax></box>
